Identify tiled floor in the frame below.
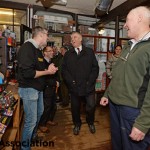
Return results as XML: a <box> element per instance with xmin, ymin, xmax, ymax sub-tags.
<box><xmin>32</xmin><ymin>104</ymin><xmax>112</xmax><ymax>150</ymax></box>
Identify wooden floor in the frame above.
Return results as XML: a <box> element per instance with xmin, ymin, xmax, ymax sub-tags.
<box><xmin>32</xmin><ymin>103</ymin><xmax>112</xmax><ymax>150</ymax></box>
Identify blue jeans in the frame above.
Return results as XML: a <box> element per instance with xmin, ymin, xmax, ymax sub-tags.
<box><xmin>18</xmin><ymin>88</ymin><xmax>44</xmax><ymax>150</ymax></box>
<box><xmin>109</xmin><ymin>100</ymin><xmax>150</xmax><ymax>150</ymax></box>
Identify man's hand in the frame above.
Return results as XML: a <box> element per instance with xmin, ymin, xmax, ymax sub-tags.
<box><xmin>129</xmin><ymin>127</ymin><xmax>145</xmax><ymax>141</ymax></box>
<box><xmin>48</xmin><ymin>63</ymin><xmax>58</xmax><ymax>74</ymax></box>
<box><xmin>100</xmin><ymin>97</ymin><xmax>109</xmax><ymax>106</ymax></box>
<box><xmin>56</xmin><ymin>81</ymin><xmax>59</xmax><ymax>87</ymax></box>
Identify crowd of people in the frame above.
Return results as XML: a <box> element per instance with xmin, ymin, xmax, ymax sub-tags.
<box><xmin>17</xmin><ymin>5</ymin><xmax>150</xmax><ymax>150</ymax></box>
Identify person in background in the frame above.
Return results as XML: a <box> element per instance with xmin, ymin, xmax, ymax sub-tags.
<box><xmin>52</xmin><ymin>46</ymin><xmax>63</xmax><ymax>102</ymax></box>
<box><xmin>17</xmin><ymin>26</ymin><xmax>58</xmax><ymax>150</ymax></box>
<box><xmin>100</xmin><ymin>6</ymin><xmax>150</xmax><ymax>150</ymax></box>
<box><xmin>38</xmin><ymin>46</ymin><xmax>58</xmax><ymax>133</ymax></box>
<box><xmin>106</xmin><ymin>45</ymin><xmax>122</xmax><ymax>79</ymax></box>
<box><xmin>62</xmin><ymin>32</ymin><xmax>99</xmax><ymax>135</ymax></box>
<box><xmin>59</xmin><ymin>46</ymin><xmax>70</xmax><ymax>107</ymax></box>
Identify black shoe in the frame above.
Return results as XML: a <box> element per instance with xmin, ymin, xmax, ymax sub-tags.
<box><xmin>88</xmin><ymin>124</ymin><xmax>96</xmax><ymax>134</ymax></box>
<box><xmin>73</xmin><ymin>126</ymin><xmax>80</xmax><ymax>135</ymax></box>
<box><xmin>61</xmin><ymin>103</ymin><xmax>69</xmax><ymax>107</ymax></box>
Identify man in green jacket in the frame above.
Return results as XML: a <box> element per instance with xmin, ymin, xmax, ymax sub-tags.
<box><xmin>100</xmin><ymin>6</ymin><xmax>150</xmax><ymax>150</ymax></box>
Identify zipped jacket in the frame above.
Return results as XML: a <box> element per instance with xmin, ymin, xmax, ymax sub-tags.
<box><xmin>104</xmin><ymin>39</ymin><xmax>150</xmax><ymax>134</ymax></box>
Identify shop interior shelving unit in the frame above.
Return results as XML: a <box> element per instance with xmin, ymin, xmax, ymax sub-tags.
<box><xmin>82</xmin><ymin>34</ymin><xmax>129</xmax><ymax>91</ymax></box>
<box><xmin>0</xmin><ymin>37</ymin><xmax>7</xmax><ymax>75</ymax></box>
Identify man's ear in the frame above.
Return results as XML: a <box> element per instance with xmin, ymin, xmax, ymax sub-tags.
<box><xmin>138</xmin><ymin>14</ymin><xmax>143</xmax><ymax>23</ymax></box>
<box><xmin>80</xmin><ymin>37</ymin><xmax>82</xmax><ymax>42</ymax></box>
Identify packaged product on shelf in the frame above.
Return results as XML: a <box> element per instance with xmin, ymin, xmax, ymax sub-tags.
<box><xmin>3</xmin><ymin>108</ymin><xmax>14</xmax><ymax>116</ymax></box>
<box><xmin>0</xmin><ymin>122</ymin><xmax>7</xmax><ymax>134</ymax></box>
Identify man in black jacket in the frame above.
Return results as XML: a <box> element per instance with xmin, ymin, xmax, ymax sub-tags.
<box><xmin>62</xmin><ymin>32</ymin><xmax>99</xmax><ymax>135</ymax></box>
<box><xmin>52</xmin><ymin>46</ymin><xmax>63</xmax><ymax>102</ymax></box>
<box><xmin>39</xmin><ymin>46</ymin><xmax>58</xmax><ymax>133</ymax></box>
<box><xmin>17</xmin><ymin>26</ymin><xmax>58</xmax><ymax>150</ymax></box>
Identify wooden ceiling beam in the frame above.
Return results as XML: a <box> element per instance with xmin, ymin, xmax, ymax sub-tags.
<box><xmin>93</xmin><ymin>0</ymin><xmax>150</xmax><ymax>28</ymax></box>
<box><xmin>0</xmin><ymin>1</ymin><xmax>74</xmax><ymax>17</ymax></box>
<box><xmin>0</xmin><ymin>1</ymin><xmax>28</xmax><ymax>10</ymax></box>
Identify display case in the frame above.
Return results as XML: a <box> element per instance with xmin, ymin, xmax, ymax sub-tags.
<box><xmin>0</xmin><ymin>84</ymin><xmax>23</xmax><ymax>150</ymax></box>
<box><xmin>0</xmin><ymin>37</ymin><xmax>7</xmax><ymax>75</ymax></box>
<box><xmin>82</xmin><ymin>34</ymin><xmax>129</xmax><ymax>91</ymax></box>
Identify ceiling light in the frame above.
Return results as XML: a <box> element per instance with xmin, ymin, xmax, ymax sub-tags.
<box><xmin>0</xmin><ymin>11</ymin><xmax>16</xmax><ymax>15</ymax></box>
<box><xmin>3</xmin><ymin>25</ymin><xmax>7</xmax><ymax>29</ymax></box>
<box><xmin>0</xmin><ymin>21</ymin><xmax>19</xmax><ymax>25</ymax></box>
<box><xmin>98</xmin><ymin>29</ymin><xmax>105</xmax><ymax>35</ymax></box>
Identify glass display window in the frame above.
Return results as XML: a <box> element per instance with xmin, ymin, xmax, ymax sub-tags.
<box><xmin>0</xmin><ymin>8</ymin><xmax>26</xmax><ymax>42</ymax></box>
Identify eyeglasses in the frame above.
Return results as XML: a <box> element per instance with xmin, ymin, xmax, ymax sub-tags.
<box><xmin>45</xmin><ymin>50</ymin><xmax>53</xmax><ymax>52</ymax></box>
<box><xmin>45</xmin><ymin>51</ymin><xmax>53</xmax><ymax>53</ymax></box>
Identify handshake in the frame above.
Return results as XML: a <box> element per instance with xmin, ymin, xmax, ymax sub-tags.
<box><xmin>47</xmin><ymin>63</ymin><xmax>58</xmax><ymax>74</ymax></box>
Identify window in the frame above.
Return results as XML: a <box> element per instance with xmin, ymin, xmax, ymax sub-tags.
<box><xmin>0</xmin><ymin>8</ymin><xmax>26</xmax><ymax>42</ymax></box>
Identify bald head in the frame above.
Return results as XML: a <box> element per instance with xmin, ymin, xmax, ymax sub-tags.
<box><xmin>130</xmin><ymin>6</ymin><xmax>150</xmax><ymax>25</ymax></box>
<box><xmin>124</xmin><ymin>6</ymin><xmax>150</xmax><ymax>40</ymax></box>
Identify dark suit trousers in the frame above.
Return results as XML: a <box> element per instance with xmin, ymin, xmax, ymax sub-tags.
<box><xmin>39</xmin><ymin>91</ymin><xmax>57</xmax><ymax>126</ymax></box>
<box><xmin>70</xmin><ymin>92</ymin><xmax>96</xmax><ymax>126</ymax></box>
<box><xmin>60</xmin><ymin>81</ymin><xmax>70</xmax><ymax>105</ymax></box>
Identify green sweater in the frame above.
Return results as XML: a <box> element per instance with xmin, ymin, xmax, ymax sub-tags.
<box><xmin>104</xmin><ymin>39</ymin><xmax>150</xmax><ymax>134</ymax></box>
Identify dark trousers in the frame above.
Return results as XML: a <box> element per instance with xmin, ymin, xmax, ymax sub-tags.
<box><xmin>39</xmin><ymin>93</ymin><xmax>57</xmax><ymax>126</ymax></box>
<box><xmin>70</xmin><ymin>92</ymin><xmax>96</xmax><ymax>126</ymax></box>
<box><xmin>109</xmin><ymin>100</ymin><xmax>150</xmax><ymax>150</ymax></box>
<box><xmin>60</xmin><ymin>81</ymin><xmax>70</xmax><ymax>106</ymax></box>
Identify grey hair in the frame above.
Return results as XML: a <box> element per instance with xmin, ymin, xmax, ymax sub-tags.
<box><xmin>32</xmin><ymin>26</ymin><xmax>48</xmax><ymax>38</ymax></box>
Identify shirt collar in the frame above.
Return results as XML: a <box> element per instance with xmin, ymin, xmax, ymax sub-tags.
<box><xmin>75</xmin><ymin>45</ymin><xmax>82</xmax><ymax>51</ymax></box>
<box><xmin>25</xmin><ymin>38</ymin><xmax>39</xmax><ymax>49</ymax></box>
<box><xmin>44</xmin><ymin>57</ymin><xmax>51</xmax><ymax>63</ymax></box>
<box><xmin>78</xmin><ymin>45</ymin><xmax>82</xmax><ymax>51</ymax></box>
<box><xmin>129</xmin><ymin>32</ymin><xmax>150</xmax><ymax>50</ymax></box>
<box><xmin>130</xmin><ymin>32</ymin><xmax>150</xmax><ymax>44</ymax></box>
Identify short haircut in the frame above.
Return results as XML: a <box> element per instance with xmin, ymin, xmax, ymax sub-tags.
<box><xmin>43</xmin><ymin>46</ymin><xmax>53</xmax><ymax>52</ymax></box>
<box><xmin>71</xmin><ymin>31</ymin><xmax>82</xmax><ymax>36</ymax></box>
<box><xmin>61</xmin><ymin>46</ymin><xmax>68</xmax><ymax>51</ymax></box>
<box><xmin>32</xmin><ymin>26</ymin><xmax>48</xmax><ymax>38</ymax></box>
<box><xmin>43</xmin><ymin>46</ymin><xmax>47</xmax><ymax>52</ymax></box>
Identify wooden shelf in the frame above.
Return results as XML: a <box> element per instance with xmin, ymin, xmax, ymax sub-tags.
<box><xmin>0</xmin><ymin>84</ymin><xmax>23</xmax><ymax>150</ymax></box>
<box><xmin>0</xmin><ymin>37</ymin><xmax>7</xmax><ymax>74</ymax></box>
<box><xmin>2</xmin><ymin>128</ymin><xmax>18</xmax><ymax>150</ymax></box>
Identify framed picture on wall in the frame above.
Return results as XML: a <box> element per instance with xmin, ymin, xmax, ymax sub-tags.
<box><xmin>82</xmin><ymin>37</ymin><xmax>94</xmax><ymax>49</ymax></box>
<box><xmin>53</xmin><ymin>36</ymin><xmax>62</xmax><ymax>49</ymax></box>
